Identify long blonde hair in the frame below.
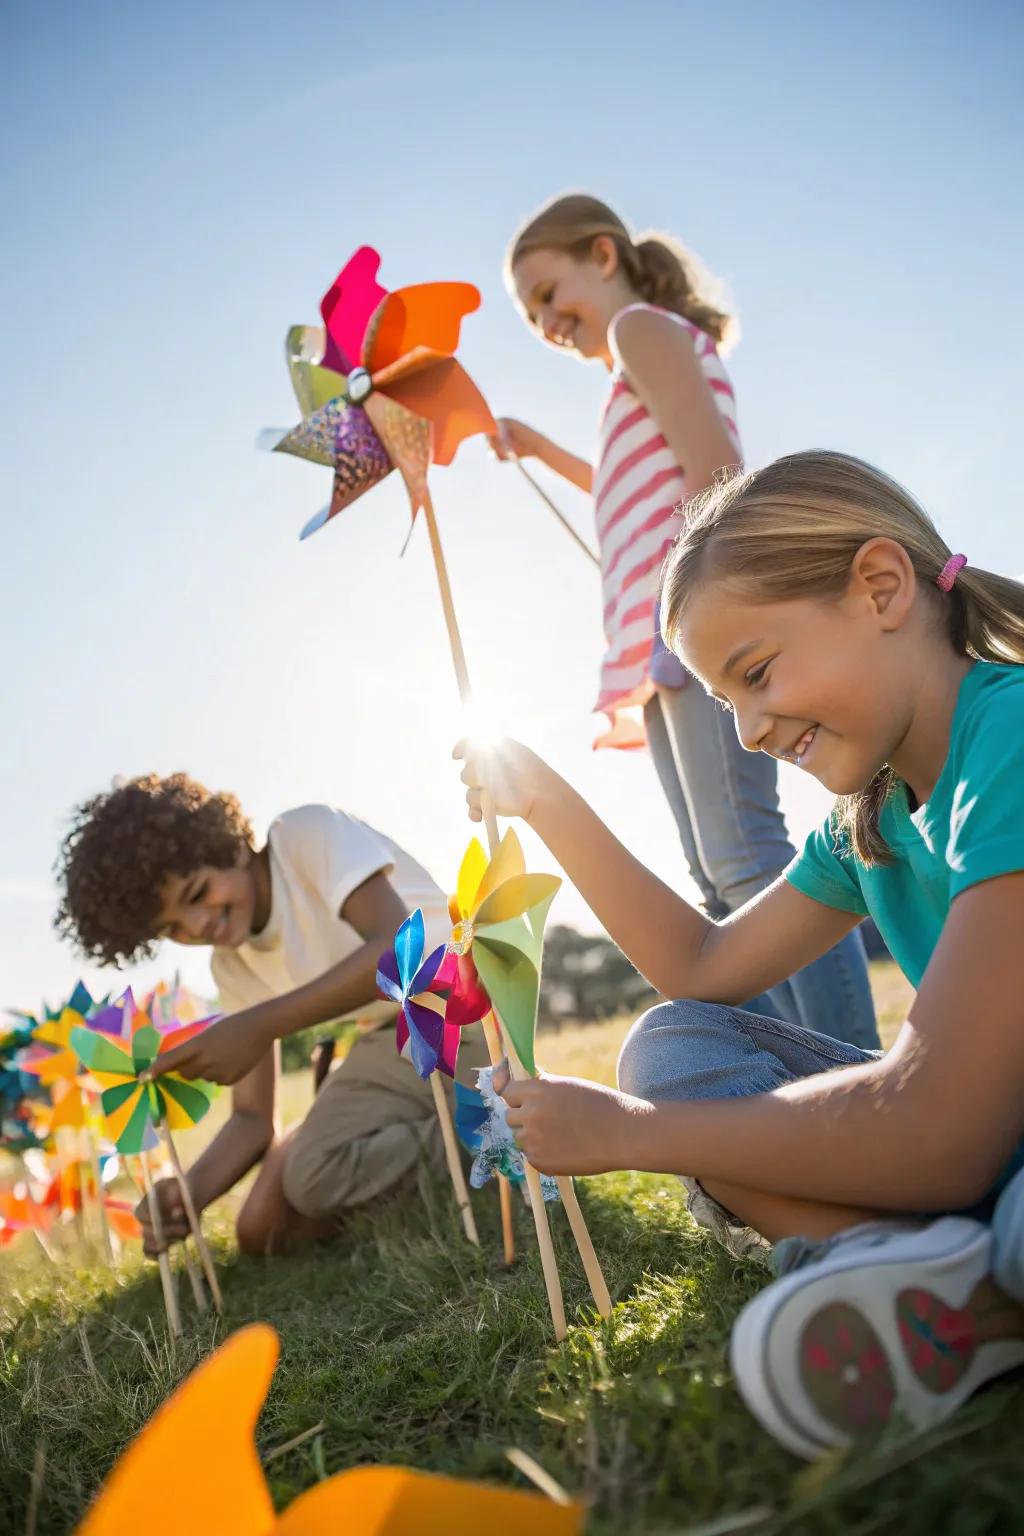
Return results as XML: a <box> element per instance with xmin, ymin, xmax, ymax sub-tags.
<box><xmin>661</xmin><ymin>451</ymin><xmax>1024</xmax><ymax>864</ymax></box>
<box><xmin>507</xmin><ymin>192</ymin><xmax>737</xmax><ymax>349</ymax></box>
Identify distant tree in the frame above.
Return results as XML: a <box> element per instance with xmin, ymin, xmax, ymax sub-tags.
<box><xmin>539</xmin><ymin>926</ymin><xmax>655</xmax><ymax>1025</ymax></box>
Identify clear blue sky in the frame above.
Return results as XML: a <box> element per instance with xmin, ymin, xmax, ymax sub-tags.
<box><xmin>3</xmin><ymin>0</ymin><xmax>1022</xmax><ymax>1008</ymax></box>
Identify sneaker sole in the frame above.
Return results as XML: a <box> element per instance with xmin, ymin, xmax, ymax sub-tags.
<box><xmin>730</xmin><ymin>1217</ymin><xmax>1024</xmax><ymax>1459</ymax></box>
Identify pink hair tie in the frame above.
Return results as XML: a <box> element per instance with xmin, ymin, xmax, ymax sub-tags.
<box><xmin>936</xmin><ymin>553</ymin><xmax>967</xmax><ymax>592</ymax></box>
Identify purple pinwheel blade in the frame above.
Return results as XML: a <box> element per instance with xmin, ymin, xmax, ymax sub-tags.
<box><xmin>376</xmin><ymin>947</ymin><xmax>403</xmax><ymax>1004</ymax></box>
<box><xmin>410</xmin><ymin>942</ymin><xmax>450</xmax><ymax>997</ymax></box>
<box><xmin>404</xmin><ymin>996</ymin><xmax>446</xmax><ymax>1079</ymax></box>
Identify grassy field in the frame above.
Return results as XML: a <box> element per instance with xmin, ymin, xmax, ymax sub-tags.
<box><xmin>3</xmin><ymin>964</ymin><xmax>1023</xmax><ymax>1535</ymax></box>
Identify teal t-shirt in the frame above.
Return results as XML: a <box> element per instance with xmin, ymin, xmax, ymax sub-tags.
<box><xmin>786</xmin><ymin>662</ymin><xmax>1024</xmax><ymax>987</ymax></box>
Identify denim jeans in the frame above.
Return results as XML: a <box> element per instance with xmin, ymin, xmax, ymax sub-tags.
<box><xmin>644</xmin><ymin>684</ymin><xmax>878</xmax><ymax>1050</ymax></box>
<box><xmin>618</xmin><ymin>999</ymin><xmax>1024</xmax><ymax>1261</ymax></box>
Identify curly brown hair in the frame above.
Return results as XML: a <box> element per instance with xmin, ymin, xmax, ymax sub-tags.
<box><xmin>55</xmin><ymin>773</ymin><xmax>255</xmax><ymax>966</ymax></box>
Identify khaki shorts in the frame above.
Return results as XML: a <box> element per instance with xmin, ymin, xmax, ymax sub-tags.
<box><xmin>282</xmin><ymin>1021</ymin><xmax>491</xmax><ymax>1221</ymax></box>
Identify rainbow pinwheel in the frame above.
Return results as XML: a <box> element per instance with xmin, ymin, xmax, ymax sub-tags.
<box><xmin>70</xmin><ymin>1009</ymin><xmax>216</xmax><ymax>1156</ymax></box>
<box><xmin>258</xmin><ymin>246</ymin><xmax>496</xmax><ymax>538</ymax></box>
<box><xmin>19</xmin><ymin>1006</ymin><xmax>91</xmax><ymax>1130</ymax></box>
<box><xmin>77</xmin><ymin>1323</ymin><xmax>583</xmax><ymax>1535</ymax></box>
<box><xmin>376</xmin><ymin>910</ymin><xmax>461</xmax><ymax>1081</ymax></box>
<box><xmin>0</xmin><ymin>1183</ymin><xmax>55</xmax><ymax>1248</ymax></box>
<box><xmin>447</xmin><ymin>831</ymin><xmax>560</xmax><ymax>1076</ymax></box>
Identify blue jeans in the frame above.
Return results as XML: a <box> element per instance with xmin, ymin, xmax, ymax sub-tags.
<box><xmin>618</xmin><ymin>999</ymin><xmax>1024</xmax><ymax>1242</ymax></box>
<box><xmin>644</xmin><ymin>685</ymin><xmax>878</xmax><ymax>1049</ymax></box>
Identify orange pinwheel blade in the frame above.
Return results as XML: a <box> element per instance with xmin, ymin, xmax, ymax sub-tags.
<box><xmin>276</xmin><ymin>1465</ymin><xmax>585</xmax><ymax>1535</ymax></box>
<box><xmin>77</xmin><ymin>1324</ymin><xmax>278</xmax><ymax>1536</ymax></box>
<box><xmin>383</xmin><ymin>358</ymin><xmax>496</xmax><ymax>467</ymax></box>
<box><xmin>363</xmin><ymin>284</ymin><xmax>481</xmax><ymax>375</ymax></box>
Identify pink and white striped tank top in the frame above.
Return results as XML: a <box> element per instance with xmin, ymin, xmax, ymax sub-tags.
<box><xmin>592</xmin><ymin>304</ymin><xmax>742</xmax><ymax>750</ymax></box>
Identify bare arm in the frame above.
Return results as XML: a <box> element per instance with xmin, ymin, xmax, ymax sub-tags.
<box><xmin>458</xmin><ymin>741</ymin><xmax>858</xmax><ymax>1002</ymax></box>
<box><xmin>492</xmin><ymin>418</ymin><xmax>593</xmax><ymax>493</ymax></box>
<box><xmin>505</xmin><ymin>876</ymin><xmax>1024</xmax><ymax>1213</ymax></box>
<box><xmin>154</xmin><ymin>871</ymin><xmax>409</xmax><ymax>1085</ymax></box>
<box><xmin>610</xmin><ymin>307</ymin><xmax>740</xmax><ymax>494</ymax></box>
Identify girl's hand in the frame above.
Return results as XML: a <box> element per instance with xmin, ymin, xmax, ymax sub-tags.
<box><xmin>453</xmin><ymin>737</ymin><xmax>553</xmax><ymax>824</ymax></box>
<box><xmin>134</xmin><ymin>1176</ymin><xmax>189</xmax><ymax>1256</ymax></box>
<box><xmin>489</xmin><ymin>418</ymin><xmax>543</xmax><ymax>462</ymax></box>
<box><xmin>152</xmin><ymin>1011</ymin><xmax>272</xmax><ymax>1086</ymax></box>
<box><xmin>497</xmin><ymin>1068</ymin><xmax>654</xmax><ymax>1175</ymax></box>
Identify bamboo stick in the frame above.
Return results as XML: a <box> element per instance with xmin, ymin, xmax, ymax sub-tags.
<box><xmin>512</xmin><ymin>459</ymin><xmax>600</xmax><ymax>567</ymax></box>
<box><xmin>480</xmin><ymin>1013</ymin><xmax>516</xmax><ymax>1266</ymax></box>
<box><xmin>160</xmin><ymin>1127</ymin><xmax>223</xmax><ymax>1314</ymax></box>
<box><xmin>429</xmin><ymin>1073</ymin><xmax>480</xmax><ymax>1247</ymax></box>
<box><xmin>140</xmin><ymin>1152</ymin><xmax>182</xmax><ymax>1339</ymax></box>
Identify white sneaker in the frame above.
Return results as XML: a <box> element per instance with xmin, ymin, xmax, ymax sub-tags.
<box><xmin>730</xmin><ymin>1217</ymin><xmax>1024</xmax><ymax>1459</ymax></box>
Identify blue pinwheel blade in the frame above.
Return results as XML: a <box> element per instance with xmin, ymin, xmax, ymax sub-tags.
<box><xmin>393</xmin><ymin>909</ymin><xmax>426</xmax><ymax>992</ymax></box>
<box><xmin>404</xmin><ymin>996</ymin><xmax>446</xmax><ymax>1079</ymax></box>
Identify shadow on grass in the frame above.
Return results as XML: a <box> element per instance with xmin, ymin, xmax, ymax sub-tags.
<box><xmin>2</xmin><ymin>1171</ymin><xmax>1023</xmax><ymax>1535</ymax></box>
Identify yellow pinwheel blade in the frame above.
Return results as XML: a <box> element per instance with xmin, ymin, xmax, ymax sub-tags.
<box><xmin>103</xmin><ymin>1086</ymin><xmax>146</xmax><ymax>1144</ymax></box>
<box><xmin>475</xmin><ymin>873</ymin><xmax>561</xmax><ymax>928</ymax></box>
<box><xmin>455</xmin><ymin>837</ymin><xmax>488</xmax><ymax>921</ymax></box>
<box><xmin>275</xmin><ymin>1464</ymin><xmax>585</xmax><ymax>1535</ymax></box>
<box><xmin>77</xmin><ymin>1325</ymin><xmax>278</xmax><ymax>1536</ymax></box>
<box><xmin>409</xmin><ymin>991</ymin><xmax>446</xmax><ymax>1018</ymax></box>
<box><xmin>473</xmin><ymin>828</ymin><xmax>526</xmax><ymax>912</ymax></box>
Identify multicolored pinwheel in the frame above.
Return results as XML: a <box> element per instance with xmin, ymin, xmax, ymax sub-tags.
<box><xmin>70</xmin><ymin>1009</ymin><xmax>216</xmax><ymax>1156</ymax></box>
<box><xmin>447</xmin><ymin>830</ymin><xmax>560</xmax><ymax>1076</ymax></box>
<box><xmin>77</xmin><ymin>1324</ymin><xmax>583</xmax><ymax>1535</ymax></box>
<box><xmin>376</xmin><ymin>910</ymin><xmax>461</xmax><ymax>1081</ymax></box>
<box><xmin>258</xmin><ymin>245</ymin><xmax>496</xmax><ymax>538</ymax></box>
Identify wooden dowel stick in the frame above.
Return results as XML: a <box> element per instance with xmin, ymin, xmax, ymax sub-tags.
<box><xmin>86</xmin><ymin>1130</ymin><xmax>115</xmax><ymax>1265</ymax></box>
<box><xmin>480</xmin><ymin>1013</ymin><xmax>515</xmax><ymax>1267</ymax></box>
<box><xmin>429</xmin><ymin>1073</ymin><xmax>479</xmax><ymax>1247</ymax></box>
<box><xmin>160</xmin><ymin>1127</ymin><xmax>223</xmax><ymax>1314</ymax></box>
<box><xmin>556</xmin><ymin>1178</ymin><xmax>612</xmax><ymax>1318</ymax></box>
<box><xmin>504</xmin><ymin>1037</ymin><xmax>566</xmax><ymax>1341</ymax></box>
<box><xmin>420</xmin><ymin>488</ymin><xmax>567</xmax><ymax>1333</ymax></box>
<box><xmin>512</xmin><ymin>459</ymin><xmax>601</xmax><ymax>567</ymax></box>
<box><xmin>129</xmin><ymin>1155</ymin><xmax>198</xmax><ymax>1298</ymax></box>
<box><xmin>140</xmin><ymin>1153</ymin><xmax>182</xmax><ymax>1339</ymax></box>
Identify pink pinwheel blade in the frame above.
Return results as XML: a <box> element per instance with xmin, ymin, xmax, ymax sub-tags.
<box><xmin>321</xmin><ymin>247</ymin><xmax>388</xmax><ymax>376</ymax></box>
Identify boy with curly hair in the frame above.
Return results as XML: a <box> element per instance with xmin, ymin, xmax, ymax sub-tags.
<box><xmin>56</xmin><ymin>773</ymin><xmax>487</xmax><ymax>1254</ymax></box>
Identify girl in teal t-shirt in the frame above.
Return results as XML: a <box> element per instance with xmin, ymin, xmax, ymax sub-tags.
<box><xmin>456</xmin><ymin>450</ymin><xmax>1024</xmax><ymax>1457</ymax></box>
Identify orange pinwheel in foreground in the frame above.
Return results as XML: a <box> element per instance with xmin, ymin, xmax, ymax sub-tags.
<box><xmin>77</xmin><ymin>1324</ymin><xmax>584</xmax><ymax>1535</ymax></box>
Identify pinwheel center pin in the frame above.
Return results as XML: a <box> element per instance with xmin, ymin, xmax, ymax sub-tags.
<box><xmin>450</xmin><ymin>920</ymin><xmax>476</xmax><ymax>955</ymax></box>
<box><xmin>345</xmin><ymin>366</ymin><xmax>373</xmax><ymax>405</ymax></box>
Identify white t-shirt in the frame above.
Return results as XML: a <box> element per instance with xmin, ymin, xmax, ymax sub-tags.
<box><xmin>211</xmin><ymin>804</ymin><xmax>449</xmax><ymax>1024</ymax></box>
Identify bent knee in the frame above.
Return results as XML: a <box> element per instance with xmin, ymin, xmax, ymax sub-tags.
<box><xmin>236</xmin><ymin>1197</ymin><xmax>277</xmax><ymax>1256</ymax></box>
<box><xmin>617</xmin><ymin>998</ymin><xmax>732</xmax><ymax>1099</ymax></box>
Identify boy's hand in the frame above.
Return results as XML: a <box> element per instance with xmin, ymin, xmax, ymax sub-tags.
<box><xmin>153</xmin><ymin>1011</ymin><xmax>271</xmax><ymax>1086</ymax></box>
<box><xmin>135</xmin><ymin>1177</ymin><xmax>189</xmax><ymax>1256</ymax></box>
<box><xmin>453</xmin><ymin>737</ymin><xmax>553</xmax><ymax>825</ymax></box>
<box><xmin>498</xmin><ymin>1069</ymin><xmax>654</xmax><ymax>1176</ymax></box>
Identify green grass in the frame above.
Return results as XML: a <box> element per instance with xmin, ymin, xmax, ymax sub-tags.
<box><xmin>3</xmin><ymin>966</ymin><xmax>1023</xmax><ymax>1535</ymax></box>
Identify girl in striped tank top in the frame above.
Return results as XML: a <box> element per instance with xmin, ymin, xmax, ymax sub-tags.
<box><xmin>494</xmin><ymin>194</ymin><xmax>876</xmax><ymax>1048</ymax></box>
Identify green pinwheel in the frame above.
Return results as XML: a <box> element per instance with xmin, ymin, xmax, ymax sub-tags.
<box><xmin>448</xmin><ymin>829</ymin><xmax>560</xmax><ymax>1076</ymax></box>
<box><xmin>70</xmin><ymin>1005</ymin><xmax>216</xmax><ymax>1156</ymax></box>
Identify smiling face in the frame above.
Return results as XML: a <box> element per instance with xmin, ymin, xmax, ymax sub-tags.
<box><xmin>155</xmin><ymin>853</ymin><xmax>260</xmax><ymax>949</ymax></box>
<box><xmin>676</xmin><ymin>546</ymin><xmax>924</xmax><ymax>796</ymax></box>
<box><xmin>511</xmin><ymin>241</ymin><xmax>635</xmax><ymax>362</ymax></box>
